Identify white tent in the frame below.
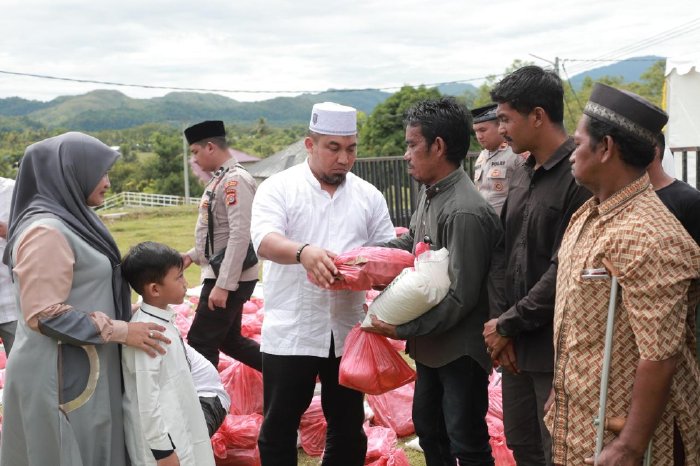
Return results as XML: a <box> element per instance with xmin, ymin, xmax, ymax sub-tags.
<box><xmin>664</xmin><ymin>57</ymin><xmax>700</xmax><ymax>184</ymax></box>
<box><xmin>665</xmin><ymin>57</ymin><xmax>700</xmax><ymax>148</ymax></box>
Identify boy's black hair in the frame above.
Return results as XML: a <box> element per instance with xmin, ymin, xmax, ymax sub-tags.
<box><xmin>121</xmin><ymin>241</ymin><xmax>183</xmax><ymax>296</ymax></box>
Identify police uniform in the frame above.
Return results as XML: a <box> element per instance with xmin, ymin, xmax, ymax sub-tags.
<box><xmin>471</xmin><ymin>104</ymin><xmax>522</xmax><ymax>215</ymax></box>
<box><xmin>183</xmin><ymin>120</ymin><xmax>261</xmax><ymax>371</ymax></box>
<box><xmin>473</xmin><ymin>143</ymin><xmax>521</xmax><ymax>215</ymax></box>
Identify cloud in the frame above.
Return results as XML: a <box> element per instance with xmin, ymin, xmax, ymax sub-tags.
<box><xmin>1</xmin><ymin>0</ymin><xmax>697</xmax><ymax>101</ymax></box>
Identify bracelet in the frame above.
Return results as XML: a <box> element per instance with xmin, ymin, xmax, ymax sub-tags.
<box><xmin>296</xmin><ymin>243</ymin><xmax>310</xmax><ymax>263</ymax></box>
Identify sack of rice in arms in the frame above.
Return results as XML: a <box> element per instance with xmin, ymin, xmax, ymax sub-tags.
<box><xmin>362</xmin><ymin>248</ymin><xmax>450</xmax><ymax>327</ymax></box>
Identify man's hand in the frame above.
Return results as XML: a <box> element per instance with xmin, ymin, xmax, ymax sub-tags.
<box><xmin>483</xmin><ymin>318</ymin><xmax>510</xmax><ymax>359</ymax></box>
<box><xmin>125</xmin><ymin>322</ymin><xmax>170</xmax><ymax>357</ymax></box>
<box><xmin>156</xmin><ymin>452</ymin><xmax>180</xmax><ymax>466</ymax></box>
<box><xmin>0</xmin><ymin>221</ymin><xmax>7</xmax><ymax>239</ymax></box>
<box><xmin>362</xmin><ymin>314</ymin><xmax>399</xmax><ymax>339</ymax></box>
<box><xmin>494</xmin><ymin>340</ymin><xmax>519</xmax><ymax>374</ymax></box>
<box><xmin>180</xmin><ymin>253</ymin><xmax>193</xmax><ymax>269</ymax></box>
<box><xmin>584</xmin><ymin>438</ymin><xmax>644</xmax><ymax>465</ymax></box>
<box><xmin>300</xmin><ymin>245</ymin><xmax>338</xmax><ymax>289</ymax></box>
<box><xmin>544</xmin><ymin>388</ymin><xmax>555</xmax><ymax>414</ymax></box>
<box><xmin>208</xmin><ymin>286</ymin><xmax>229</xmax><ymax>310</ymax></box>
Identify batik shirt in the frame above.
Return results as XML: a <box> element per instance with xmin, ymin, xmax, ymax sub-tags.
<box><xmin>546</xmin><ymin>173</ymin><xmax>700</xmax><ymax>465</ymax></box>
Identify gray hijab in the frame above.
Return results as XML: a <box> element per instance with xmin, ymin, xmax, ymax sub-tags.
<box><xmin>5</xmin><ymin>132</ymin><xmax>131</xmax><ymax>321</ymax></box>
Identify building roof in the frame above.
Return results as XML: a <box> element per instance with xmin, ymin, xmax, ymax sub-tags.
<box><xmin>246</xmin><ymin>139</ymin><xmax>307</xmax><ymax>179</ymax></box>
<box><xmin>229</xmin><ymin>148</ymin><xmax>261</xmax><ymax>163</ymax></box>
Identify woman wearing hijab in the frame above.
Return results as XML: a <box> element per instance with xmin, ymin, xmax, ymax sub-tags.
<box><xmin>0</xmin><ymin>132</ymin><xmax>170</xmax><ymax>466</ymax></box>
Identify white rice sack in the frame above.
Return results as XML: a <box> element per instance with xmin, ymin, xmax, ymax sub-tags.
<box><xmin>362</xmin><ymin>248</ymin><xmax>450</xmax><ymax>328</ymax></box>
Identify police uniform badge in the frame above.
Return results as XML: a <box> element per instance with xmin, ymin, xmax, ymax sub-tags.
<box><xmin>488</xmin><ymin>167</ymin><xmax>505</xmax><ymax>179</ymax></box>
<box><xmin>224</xmin><ymin>184</ymin><xmax>237</xmax><ymax>206</ymax></box>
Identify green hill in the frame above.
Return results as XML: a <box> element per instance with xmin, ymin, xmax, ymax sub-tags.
<box><xmin>0</xmin><ymin>81</ymin><xmax>482</xmax><ymax>132</ymax></box>
<box><xmin>0</xmin><ymin>89</ymin><xmax>392</xmax><ymax>131</ymax></box>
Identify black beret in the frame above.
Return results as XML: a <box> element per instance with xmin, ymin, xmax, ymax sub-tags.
<box><xmin>184</xmin><ymin>120</ymin><xmax>226</xmax><ymax>145</ymax></box>
<box><xmin>471</xmin><ymin>104</ymin><xmax>498</xmax><ymax>124</ymax></box>
<box><xmin>583</xmin><ymin>83</ymin><xmax>668</xmax><ymax>145</ymax></box>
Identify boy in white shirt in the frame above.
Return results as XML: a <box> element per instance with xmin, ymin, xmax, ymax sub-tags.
<box><xmin>121</xmin><ymin>242</ymin><xmax>215</xmax><ymax>466</ymax></box>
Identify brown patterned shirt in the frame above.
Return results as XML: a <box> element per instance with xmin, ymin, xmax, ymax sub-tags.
<box><xmin>545</xmin><ymin>173</ymin><xmax>700</xmax><ymax>465</ymax></box>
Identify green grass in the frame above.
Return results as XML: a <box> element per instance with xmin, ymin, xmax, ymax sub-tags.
<box><xmin>106</xmin><ymin>206</ymin><xmax>427</xmax><ymax>465</ymax></box>
<box><xmin>103</xmin><ymin>205</ymin><xmax>202</xmax><ymax>290</ymax></box>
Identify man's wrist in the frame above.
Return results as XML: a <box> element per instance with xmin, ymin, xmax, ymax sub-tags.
<box><xmin>496</xmin><ymin>321</ymin><xmax>509</xmax><ymax>337</ymax></box>
<box><xmin>296</xmin><ymin>243</ymin><xmax>310</xmax><ymax>262</ymax></box>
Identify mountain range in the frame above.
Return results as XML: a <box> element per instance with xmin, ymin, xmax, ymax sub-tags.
<box><xmin>0</xmin><ymin>56</ymin><xmax>662</xmax><ymax>132</ymax></box>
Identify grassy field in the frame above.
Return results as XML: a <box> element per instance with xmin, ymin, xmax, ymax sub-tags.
<box><xmin>104</xmin><ymin>206</ymin><xmax>426</xmax><ymax>465</ymax></box>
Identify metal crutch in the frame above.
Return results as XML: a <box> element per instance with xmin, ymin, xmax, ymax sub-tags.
<box><xmin>593</xmin><ymin>258</ymin><xmax>652</xmax><ymax>465</ymax></box>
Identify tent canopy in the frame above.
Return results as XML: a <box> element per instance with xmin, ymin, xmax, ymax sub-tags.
<box><xmin>664</xmin><ymin>56</ymin><xmax>700</xmax><ymax>148</ymax></box>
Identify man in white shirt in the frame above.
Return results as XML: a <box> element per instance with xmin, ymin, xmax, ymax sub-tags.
<box><xmin>251</xmin><ymin>102</ymin><xmax>395</xmax><ymax>465</ymax></box>
<box><xmin>0</xmin><ymin>177</ymin><xmax>18</xmax><ymax>354</ymax></box>
<box><xmin>183</xmin><ymin>342</ymin><xmax>231</xmax><ymax>437</ymax></box>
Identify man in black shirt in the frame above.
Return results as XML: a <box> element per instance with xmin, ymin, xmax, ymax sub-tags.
<box><xmin>648</xmin><ymin>132</ymin><xmax>700</xmax><ymax>245</ymax></box>
<box><xmin>483</xmin><ymin>66</ymin><xmax>590</xmax><ymax>466</ymax></box>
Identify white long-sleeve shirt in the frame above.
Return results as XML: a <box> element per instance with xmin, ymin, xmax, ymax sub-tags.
<box><xmin>251</xmin><ymin>160</ymin><xmax>395</xmax><ymax>358</ymax></box>
<box><xmin>122</xmin><ymin>303</ymin><xmax>214</xmax><ymax>466</ymax></box>
<box><xmin>184</xmin><ymin>341</ymin><xmax>231</xmax><ymax>412</ymax></box>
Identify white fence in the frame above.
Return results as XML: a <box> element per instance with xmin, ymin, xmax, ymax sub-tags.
<box><xmin>96</xmin><ymin>192</ymin><xmax>199</xmax><ymax>211</ymax></box>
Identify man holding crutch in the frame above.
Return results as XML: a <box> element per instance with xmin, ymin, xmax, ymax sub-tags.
<box><xmin>545</xmin><ymin>83</ymin><xmax>700</xmax><ymax>465</ymax></box>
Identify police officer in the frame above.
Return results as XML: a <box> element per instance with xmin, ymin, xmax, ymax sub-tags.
<box><xmin>472</xmin><ymin>104</ymin><xmax>522</xmax><ymax>215</ymax></box>
<box><xmin>182</xmin><ymin>120</ymin><xmax>262</xmax><ymax>371</ymax></box>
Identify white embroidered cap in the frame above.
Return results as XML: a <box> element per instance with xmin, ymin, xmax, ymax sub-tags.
<box><xmin>309</xmin><ymin>102</ymin><xmax>357</xmax><ymax>136</ymax></box>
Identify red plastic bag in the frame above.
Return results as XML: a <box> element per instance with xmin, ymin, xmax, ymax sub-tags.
<box><xmin>217</xmin><ymin>354</ymin><xmax>235</xmax><ymax>373</ymax></box>
<box><xmin>300</xmin><ymin>395</ymin><xmax>327</xmax><ymax>457</ymax></box>
<box><xmin>220</xmin><ymin>360</ymin><xmax>264</xmax><ymax>415</ymax></box>
<box><xmin>394</xmin><ymin>226</ymin><xmax>409</xmax><ymax>237</ymax></box>
<box><xmin>242</xmin><ymin>301</ymin><xmax>258</xmax><ymax>314</ymax></box>
<box><xmin>339</xmin><ymin>325</ymin><xmax>415</xmax><ymax>395</ymax></box>
<box><xmin>365</xmin><ymin>448</ymin><xmax>411</xmax><ymax>466</ymax></box>
<box><xmin>364</xmin><ymin>423</ymin><xmax>397</xmax><ymax>461</ymax></box>
<box><xmin>211</xmin><ymin>414</ymin><xmax>262</xmax><ymax>466</ymax></box>
<box><xmin>318</xmin><ymin>247</ymin><xmax>415</xmax><ymax>291</ymax></box>
<box><xmin>367</xmin><ymin>382</ymin><xmax>415</xmax><ymax>437</ymax></box>
<box><xmin>241</xmin><ymin>312</ymin><xmax>263</xmax><ymax>338</ymax></box>
<box><xmin>486</xmin><ymin>371</ymin><xmax>515</xmax><ymax>466</ymax></box>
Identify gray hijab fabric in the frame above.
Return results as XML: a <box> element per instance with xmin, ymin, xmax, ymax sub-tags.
<box><xmin>5</xmin><ymin>132</ymin><xmax>131</xmax><ymax>321</ymax></box>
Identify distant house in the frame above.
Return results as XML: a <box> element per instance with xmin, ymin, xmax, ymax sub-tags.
<box><xmin>190</xmin><ymin>147</ymin><xmax>262</xmax><ymax>185</ymax></box>
<box><xmin>230</xmin><ymin>148</ymin><xmax>260</xmax><ymax>166</ymax></box>
<box><xmin>246</xmin><ymin>139</ymin><xmax>307</xmax><ymax>185</ymax></box>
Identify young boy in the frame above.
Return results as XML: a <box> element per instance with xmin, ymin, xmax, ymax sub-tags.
<box><xmin>121</xmin><ymin>241</ymin><xmax>215</xmax><ymax>466</ymax></box>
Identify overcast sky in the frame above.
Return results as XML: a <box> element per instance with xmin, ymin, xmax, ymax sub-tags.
<box><xmin>1</xmin><ymin>0</ymin><xmax>699</xmax><ymax>102</ymax></box>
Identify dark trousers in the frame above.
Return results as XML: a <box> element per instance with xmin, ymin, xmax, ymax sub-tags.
<box><xmin>187</xmin><ymin>279</ymin><xmax>262</xmax><ymax>371</ymax></box>
<box><xmin>200</xmin><ymin>396</ymin><xmax>227</xmax><ymax>437</ymax></box>
<box><xmin>413</xmin><ymin>356</ymin><xmax>493</xmax><ymax>466</ymax></box>
<box><xmin>501</xmin><ymin>370</ymin><xmax>553</xmax><ymax>466</ymax></box>
<box><xmin>258</xmin><ymin>338</ymin><xmax>367</xmax><ymax>466</ymax></box>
